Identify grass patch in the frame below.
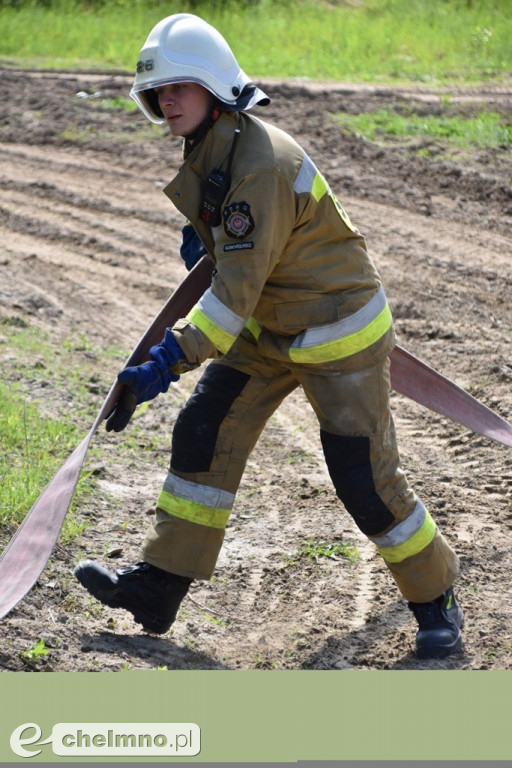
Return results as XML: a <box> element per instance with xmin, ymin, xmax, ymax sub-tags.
<box><xmin>0</xmin><ymin>378</ymin><xmax>93</xmax><ymax>540</ymax></box>
<box><xmin>0</xmin><ymin>0</ymin><xmax>510</xmax><ymax>84</ymax></box>
<box><xmin>21</xmin><ymin>638</ymin><xmax>50</xmax><ymax>665</ymax></box>
<box><xmin>0</xmin><ymin>317</ymin><xmax>183</xmax><ymax>548</ymax></box>
<box><xmin>98</xmin><ymin>96</ymin><xmax>139</xmax><ymax>112</ymax></box>
<box><xmin>0</xmin><ymin>321</ymin><xmax>128</xmax><ymax>544</ymax></box>
<box><xmin>0</xmin><ymin>322</ymin><xmax>126</xmax><ymax>424</ymax></box>
<box><xmin>59</xmin><ymin>122</ymin><xmax>160</xmax><ymax>144</ymax></box>
<box><xmin>334</xmin><ymin>107</ymin><xmax>512</xmax><ymax>150</ymax></box>
<box><xmin>287</xmin><ymin>538</ymin><xmax>360</xmax><ymax>566</ymax></box>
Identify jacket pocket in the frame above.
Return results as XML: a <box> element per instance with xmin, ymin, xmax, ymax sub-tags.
<box><xmin>275</xmin><ymin>297</ymin><xmax>339</xmax><ymax>332</ymax></box>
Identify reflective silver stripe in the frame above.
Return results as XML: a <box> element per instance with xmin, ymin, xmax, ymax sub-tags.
<box><xmin>197</xmin><ymin>288</ymin><xmax>246</xmax><ymax>338</ymax></box>
<box><xmin>291</xmin><ymin>286</ymin><xmax>388</xmax><ymax>352</ymax></box>
<box><xmin>162</xmin><ymin>472</ymin><xmax>235</xmax><ymax>510</ymax></box>
<box><xmin>370</xmin><ymin>500</ymin><xmax>426</xmax><ymax>549</ymax></box>
<box><xmin>293</xmin><ymin>153</ymin><xmax>317</xmax><ymax>195</ymax></box>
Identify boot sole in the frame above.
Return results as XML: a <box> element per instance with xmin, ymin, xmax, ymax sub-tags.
<box><xmin>74</xmin><ymin>563</ymin><xmax>171</xmax><ymax>634</ymax></box>
<box><xmin>416</xmin><ymin>636</ymin><xmax>463</xmax><ymax>659</ymax></box>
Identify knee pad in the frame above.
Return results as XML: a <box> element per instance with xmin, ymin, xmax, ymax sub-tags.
<box><xmin>172</xmin><ymin>364</ymin><xmax>250</xmax><ymax>474</ymax></box>
<box><xmin>320</xmin><ymin>430</ymin><xmax>395</xmax><ymax>536</ymax></box>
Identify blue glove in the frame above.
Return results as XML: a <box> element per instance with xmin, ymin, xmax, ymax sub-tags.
<box><xmin>180</xmin><ymin>223</ymin><xmax>207</xmax><ymax>271</ymax></box>
<box><xmin>106</xmin><ymin>330</ymin><xmax>192</xmax><ymax>432</ymax></box>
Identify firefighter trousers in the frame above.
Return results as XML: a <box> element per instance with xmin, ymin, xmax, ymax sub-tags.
<box><xmin>142</xmin><ymin>332</ymin><xmax>459</xmax><ymax>602</ymax></box>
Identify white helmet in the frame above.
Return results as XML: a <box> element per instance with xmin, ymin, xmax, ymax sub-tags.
<box><xmin>130</xmin><ymin>13</ymin><xmax>270</xmax><ymax>124</ymax></box>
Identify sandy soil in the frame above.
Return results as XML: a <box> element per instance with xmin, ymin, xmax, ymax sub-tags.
<box><xmin>0</xmin><ymin>69</ymin><xmax>511</xmax><ymax>672</ymax></box>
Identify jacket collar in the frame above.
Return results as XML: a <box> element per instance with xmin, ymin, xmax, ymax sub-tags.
<box><xmin>186</xmin><ymin>111</ymin><xmax>240</xmax><ymax>175</ymax></box>
<box><xmin>163</xmin><ymin>112</ymin><xmax>241</xmax><ymax>254</ymax></box>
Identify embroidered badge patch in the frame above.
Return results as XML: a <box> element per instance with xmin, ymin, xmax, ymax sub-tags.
<box><xmin>223</xmin><ymin>201</ymin><xmax>255</xmax><ymax>240</ymax></box>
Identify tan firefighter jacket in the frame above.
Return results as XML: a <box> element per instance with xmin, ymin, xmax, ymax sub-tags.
<box><xmin>165</xmin><ymin>110</ymin><xmax>395</xmax><ymax>371</ymax></box>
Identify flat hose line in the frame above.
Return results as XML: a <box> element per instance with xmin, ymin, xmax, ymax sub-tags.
<box><xmin>0</xmin><ymin>255</ymin><xmax>510</xmax><ymax>620</ymax></box>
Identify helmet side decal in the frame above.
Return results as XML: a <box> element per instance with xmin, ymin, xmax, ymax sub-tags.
<box><xmin>136</xmin><ymin>59</ymin><xmax>154</xmax><ymax>73</ymax></box>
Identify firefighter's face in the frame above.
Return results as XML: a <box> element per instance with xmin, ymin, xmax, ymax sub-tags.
<box><xmin>155</xmin><ymin>82</ymin><xmax>212</xmax><ymax>136</ymax></box>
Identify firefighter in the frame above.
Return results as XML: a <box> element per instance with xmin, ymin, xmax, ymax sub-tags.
<box><xmin>74</xmin><ymin>13</ymin><xmax>464</xmax><ymax>659</ymax></box>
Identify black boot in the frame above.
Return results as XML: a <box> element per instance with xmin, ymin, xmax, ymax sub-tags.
<box><xmin>74</xmin><ymin>560</ymin><xmax>192</xmax><ymax>634</ymax></box>
<box><xmin>408</xmin><ymin>587</ymin><xmax>464</xmax><ymax>659</ymax></box>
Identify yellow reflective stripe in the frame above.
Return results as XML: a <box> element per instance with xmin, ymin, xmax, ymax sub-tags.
<box><xmin>376</xmin><ymin>511</ymin><xmax>436</xmax><ymax>564</ymax></box>
<box><xmin>289</xmin><ymin>303</ymin><xmax>392</xmax><ymax>364</ymax></box>
<box><xmin>157</xmin><ymin>488</ymin><xmax>231</xmax><ymax>530</ymax></box>
<box><xmin>187</xmin><ymin>305</ymin><xmax>236</xmax><ymax>354</ymax></box>
<box><xmin>311</xmin><ymin>172</ymin><xmax>327</xmax><ymax>202</ymax></box>
<box><xmin>313</xmin><ymin>172</ymin><xmax>356</xmax><ymax>231</ymax></box>
<box><xmin>186</xmin><ymin>289</ymin><xmax>246</xmax><ymax>354</ymax></box>
<box><xmin>294</xmin><ymin>154</ymin><xmax>356</xmax><ymax>231</ymax></box>
<box><xmin>245</xmin><ymin>316</ymin><xmax>262</xmax><ymax>340</ymax></box>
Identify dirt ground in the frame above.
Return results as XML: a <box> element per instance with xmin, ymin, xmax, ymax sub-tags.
<box><xmin>0</xmin><ymin>68</ymin><xmax>511</xmax><ymax>672</ymax></box>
